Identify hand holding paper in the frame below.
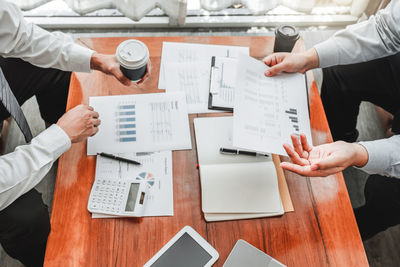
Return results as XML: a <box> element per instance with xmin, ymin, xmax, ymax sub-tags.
<box><xmin>233</xmin><ymin>54</ymin><xmax>312</xmax><ymax>156</ymax></box>
<box><xmin>262</xmin><ymin>48</ymin><xmax>319</xmax><ymax>77</ymax></box>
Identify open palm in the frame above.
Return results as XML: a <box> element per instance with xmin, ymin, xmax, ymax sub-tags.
<box><xmin>280</xmin><ymin>134</ymin><xmax>367</xmax><ymax>177</ymax></box>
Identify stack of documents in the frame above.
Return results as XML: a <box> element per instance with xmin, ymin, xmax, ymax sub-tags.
<box><xmin>160</xmin><ymin>42</ymin><xmax>249</xmax><ymax>114</ymax></box>
<box><xmin>194</xmin><ymin>116</ymin><xmax>293</xmax><ymax>222</ymax></box>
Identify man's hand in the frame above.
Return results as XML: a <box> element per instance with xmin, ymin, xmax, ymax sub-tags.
<box><xmin>263</xmin><ymin>48</ymin><xmax>319</xmax><ymax>77</ymax></box>
<box><xmin>280</xmin><ymin>134</ymin><xmax>369</xmax><ymax>177</ymax></box>
<box><xmin>56</xmin><ymin>104</ymin><xmax>101</xmax><ymax>143</ymax></box>
<box><xmin>90</xmin><ymin>52</ymin><xmax>131</xmax><ymax>86</ymax></box>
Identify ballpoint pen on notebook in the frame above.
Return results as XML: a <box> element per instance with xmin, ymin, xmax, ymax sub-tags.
<box><xmin>219</xmin><ymin>147</ymin><xmax>269</xmax><ymax>157</ymax></box>
<box><xmin>97</xmin><ymin>152</ymin><xmax>141</xmax><ymax>165</ymax></box>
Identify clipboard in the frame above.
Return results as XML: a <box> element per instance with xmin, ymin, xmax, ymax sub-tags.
<box><xmin>208</xmin><ymin>56</ymin><xmax>236</xmax><ymax>112</ymax></box>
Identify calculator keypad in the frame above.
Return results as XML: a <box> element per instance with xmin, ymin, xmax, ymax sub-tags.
<box><xmin>89</xmin><ymin>179</ymin><xmax>127</xmax><ymax>214</ymax></box>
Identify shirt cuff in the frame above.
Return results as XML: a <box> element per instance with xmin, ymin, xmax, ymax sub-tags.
<box><xmin>358</xmin><ymin>139</ymin><xmax>392</xmax><ymax>174</ymax></box>
<box><xmin>314</xmin><ymin>40</ymin><xmax>340</xmax><ymax>69</ymax></box>
<box><xmin>33</xmin><ymin>124</ymin><xmax>71</xmax><ymax>159</ymax></box>
<box><xmin>68</xmin><ymin>44</ymin><xmax>94</xmax><ymax>73</ymax></box>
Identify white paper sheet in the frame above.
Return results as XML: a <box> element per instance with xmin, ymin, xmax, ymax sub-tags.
<box><xmin>158</xmin><ymin>42</ymin><xmax>249</xmax><ymax>89</ymax></box>
<box><xmin>233</xmin><ymin>54</ymin><xmax>312</xmax><ymax>156</ymax></box>
<box><xmin>87</xmin><ymin>92</ymin><xmax>192</xmax><ymax>155</ymax></box>
<box><xmin>209</xmin><ymin>56</ymin><xmax>237</xmax><ymax>109</ymax></box>
<box><xmin>91</xmin><ymin>151</ymin><xmax>173</xmax><ymax>218</ymax></box>
<box><xmin>165</xmin><ymin>61</ymin><xmax>220</xmax><ymax>114</ymax></box>
<box><xmin>200</xmin><ymin>162</ymin><xmax>282</xmax><ymax>213</ymax></box>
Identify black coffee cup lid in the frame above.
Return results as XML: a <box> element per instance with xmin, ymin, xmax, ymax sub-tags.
<box><xmin>275</xmin><ymin>25</ymin><xmax>299</xmax><ymax>40</ymax></box>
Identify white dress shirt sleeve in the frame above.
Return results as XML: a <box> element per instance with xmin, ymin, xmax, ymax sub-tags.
<box><xmin>358</xmin><ymin>136</ymin><xmax>400</xmax><ymax>178</ymax></box>
<box><xmin>314</xmin><ymin>0</ymin><xmax>400</xmax><ymax>68</ymax></box>
<box><xmin>0</xmin><ymin>0</ymin><xmax>94</xmax><ymax>72</ymax></box>
<box><xmin>0</xmin><ymin>1</ymin><xmax>93</xmax><ymax>210</ymax></box>
<box><xmin>0</xmin><ymin>125</ymin><xmax>71</xmax><ymax>211</ymax></box>
<box><xmin>312</xmin><ymin>0</ymin><xmax>400</xmax><ymax>178</ymax></box>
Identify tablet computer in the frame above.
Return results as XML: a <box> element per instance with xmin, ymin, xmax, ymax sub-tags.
<box><xmin>144</xmin><ymin>226</ymin><xmax>219</xmax><ymax>267</ymax></box>
<box><xmin>223</xmin><ymin>239</ymin><xmax>286</xmax><ymax>267</ymax></box>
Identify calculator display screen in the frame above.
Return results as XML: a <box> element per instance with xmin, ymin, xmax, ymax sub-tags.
<box><xmin>125</xmin><ymin>183</ymin><xmax>140</xmax><ymax>212</ymax></box>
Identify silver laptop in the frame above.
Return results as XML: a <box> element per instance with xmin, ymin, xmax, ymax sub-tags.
<box><xmin>223</xmin><ymin>240</ymin><xmax>286</xmax><ymax>267</ymax></box>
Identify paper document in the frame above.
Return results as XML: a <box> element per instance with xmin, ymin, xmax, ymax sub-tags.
<box><xmin>209</xmin><ymin>56</ymin><xmax>237</xmax><ymax>110</ymax></box>
<box><xmin>87</xmin><ymin>92</ymin><xmax>192</xmax><ymax>155</ymax></box>
<box><xmin>165</xmin><ymin>61</ymin><xmax>219</xmax><ymax>114</ymax></box>
<box><xmin>159</xmin><ymin>42</ymin><xmax>249</xmax><ymax>89</ymax></box>
<box><xmin>233</xmin><ymin>54</ymin><xmax>312</xmax><ymax>156</ymax></box>
<box><xmin>92</xmin><ymin>151</ymin><xmax>173</xmax><ymax>218</ymax></box>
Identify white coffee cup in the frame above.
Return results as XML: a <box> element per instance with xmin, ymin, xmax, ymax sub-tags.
<box><xmin>116</xmin><ymin>39</ymin><xmax>149</xmax><ymax>82</ymax></box>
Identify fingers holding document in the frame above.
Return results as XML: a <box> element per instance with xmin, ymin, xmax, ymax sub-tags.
<box><xmin>57</xmin><ymin>104</ymin><xmax>101</xmax><ymax>143</ymax></box>
<box><xmin>262</xmin><ymin>48</ymin><xmax>320</xmax><ymax>77</ymax></box>
<box><xmin>262</xmin><ymin>52</ymin><xmax>291</xmax><ymax>76</ymax></box>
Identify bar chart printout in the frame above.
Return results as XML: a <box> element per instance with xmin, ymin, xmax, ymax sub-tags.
<box><xmin>233</xmin><ymin>54</ymin><xmax>312</xmax><ymax>156</ymax></box>
<box><xmin>117</xmin><ymin>103</ymin><xmax>137</xmax><ymax>142</ymax></box>
<box><xmin>285</xmin><ymin>108</ymin><xmax>300</xmax><ymax>134</ymax></box>
<box><xmin>87</xmin><ymin>92</ymin><xmax>192</xmax><ymax>155</ymax></box>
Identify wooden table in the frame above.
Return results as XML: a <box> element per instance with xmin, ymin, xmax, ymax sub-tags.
<box><xmin>44</xmin><ymin>36</ymin><xmax>369</xmax><ymax>267</ymax></box>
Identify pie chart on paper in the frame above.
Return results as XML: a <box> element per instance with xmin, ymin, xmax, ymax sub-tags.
<box><xmin>136</xmin><ymin>172</ymin><xmax>155</xmax><ymax>187</ymax></box>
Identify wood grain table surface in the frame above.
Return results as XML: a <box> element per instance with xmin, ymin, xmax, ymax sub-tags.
<box><xmin>44</xmin><ymin>36</ymin><xmax>369</xmax><ymax>267</ymax></box>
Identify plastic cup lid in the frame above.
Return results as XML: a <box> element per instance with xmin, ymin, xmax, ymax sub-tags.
<box><xmin>276</xmin><ymin>25</ymin><xmax>300</xmax><ymax>40</ymax></box>
<box><xmin>116</xmin><ymin>40</ymin><xmax>149</xmax><ymax>69</ymax></box>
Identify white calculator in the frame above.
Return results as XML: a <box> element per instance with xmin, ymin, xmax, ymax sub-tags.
<box><xmin>88</xmin><ymin>178</ymin><xmax>148</xmax><ymax>217</ymax></box>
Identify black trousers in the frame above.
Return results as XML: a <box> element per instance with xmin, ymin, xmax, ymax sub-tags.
<box><xmin>321</xmin><ymin>52</ymin><xmax>400</xmax><ymax>142</ymax></box>
<box><xmin>354</xmin><ymin>175</ymin><xmax>400</xmax><ymax>240</ymax></box>
<box><xmin>0</xmin><ymin>57</ymin><xmax>71</xmax><ymax>123</ymax></box>
<box><xmin>0</xmin><ymin>58</ymin><xmax>71</xmax><ymax>266</ymax></box>
<box><xmin>321</xmin><ymin>53</ymin><xmax>400</xmax><ymax>240</ymax></box>
<box><xmin>0</xmin><ymin>189</ymin><xmax>50</xmax><ymax>267</ymax></box>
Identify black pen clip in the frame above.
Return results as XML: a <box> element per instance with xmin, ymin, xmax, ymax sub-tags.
<box><xmin>219</xmin><ymin>148</ymin><xmax>237</xmax><ymax>155</ymax></box>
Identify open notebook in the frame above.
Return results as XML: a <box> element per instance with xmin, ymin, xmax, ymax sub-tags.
<box><xmin>194</xmin><ymin>116</ymin><xmax>293</xmax><ymax>222</ymax></box>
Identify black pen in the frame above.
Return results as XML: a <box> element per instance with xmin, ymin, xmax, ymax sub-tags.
<box><xmin>219</xmin><ymin>147</ymin><xmax>269</xmax><ymax>157</ymax></box>
<box><xmin>97</xmin><ymin>152</ymin><xmax>141</xmax><ymax>165</ymax></box>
